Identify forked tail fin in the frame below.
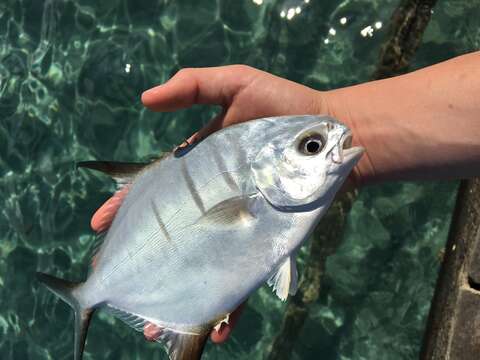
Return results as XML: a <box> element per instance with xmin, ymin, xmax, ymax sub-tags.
<box><xmin>37</xmin><ymin>272</ymin><xmax>94</xmax><ymax>360</ymax></box>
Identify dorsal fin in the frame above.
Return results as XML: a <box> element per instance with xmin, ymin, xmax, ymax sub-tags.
<box><xmin>77</xmin><ymin>161</ymin><xmax>149</xmax><ymax>186</ymax></box>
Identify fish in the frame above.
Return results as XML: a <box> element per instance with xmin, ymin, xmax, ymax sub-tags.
<box><xmin>37</xmin><ymin>115</ymin><xmax>363</xmax><ymax>360</ymax></box>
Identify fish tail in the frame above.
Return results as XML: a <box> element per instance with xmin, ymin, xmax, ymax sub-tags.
<box><xmin>37</xmin><ymin>272</ymin><xmax>94</xmax><ymax>360</ymax></box>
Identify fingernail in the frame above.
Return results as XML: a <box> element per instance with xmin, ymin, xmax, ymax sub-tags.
<box><xmin>142</xmin><ymin>85</ymin><xmax>163</xmax><ymax>97</ymax></box>
<box><xmin>187</xmin><ymin>133</ymin><xmax>201</xmax><ymax>144</ymax></box>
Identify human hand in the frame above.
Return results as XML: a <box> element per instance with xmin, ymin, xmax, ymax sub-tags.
<box><xmin>142</xmin><ymin>65</ymin><xmax>362</xmax><ymax>188</ymax></box>
<box><xmin>141</xmin><ymin>65</ymin><xmax>328</xmax><ymax>145</ymax></box>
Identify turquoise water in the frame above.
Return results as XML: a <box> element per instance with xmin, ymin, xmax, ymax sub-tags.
<box><xmin>1</xmin><ymin>0</ymin><xmax>478</xmax><ymax>359</ymax></box>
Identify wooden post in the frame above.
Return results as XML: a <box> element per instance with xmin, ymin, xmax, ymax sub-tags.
<box><xmin>421</xmin><ymin>179</ymin><xmax>480</xmax><ymax>359</ymax></box>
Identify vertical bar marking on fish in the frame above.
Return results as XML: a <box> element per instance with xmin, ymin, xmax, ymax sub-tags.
<box><xmin>209</xmin><ymin>144</ymin><xmax>241</xmax><ymax>192</ymax></box>
<box><xmin>181</xmin><ymin>158</ymin><xmax>206</xmax><ymax>214</ymax></box>
<box><xmin>150</xmin><ymin>199</ymin><xmax>175</xmax><ymax>247</ymax></box>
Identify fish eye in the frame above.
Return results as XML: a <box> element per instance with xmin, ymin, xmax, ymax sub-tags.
<box><xmin>299</xmin><ymin>134</ymin><xmax>325</xmax><ymax>155</ymax></box>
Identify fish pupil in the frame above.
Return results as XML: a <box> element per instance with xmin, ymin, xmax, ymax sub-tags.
<box><xmin>306</xmin><ymin>140</ymin><xmax>320</xmax><ymax>153</ymax></box>
<box><xmin>299</xmin><ymin>133</ymin><xmax>325</xmax><ymax>155</ymax></box>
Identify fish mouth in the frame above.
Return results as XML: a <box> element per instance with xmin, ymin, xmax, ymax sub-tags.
<box><xmin>343</xmin><ymin>146</ymin><xmax>365</xmax><ymax>162</ymax></box>
<box><xmin>341</xmin><ymin>132</ymin><xmax>364</xmax><ymax>163</ymax></box>
<box><xmin>341</xmin><ymin>132</ymin><xmax>353</xmax><ymax>150</ymax></box>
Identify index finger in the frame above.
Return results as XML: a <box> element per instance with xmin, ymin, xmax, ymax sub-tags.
<box><xmin>141</xmin><ymin>65</ymin><xmax>256</xmax><ymax>112</ymax></box>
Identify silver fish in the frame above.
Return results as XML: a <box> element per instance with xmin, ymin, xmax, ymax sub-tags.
<box><xmin>38</xmin><ymin>115</ymin><xmax>363</xmax><ymax>360</ymax></box>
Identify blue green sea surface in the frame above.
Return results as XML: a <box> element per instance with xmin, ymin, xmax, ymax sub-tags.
<box><xmin>1</xmin><ymin>0</ymin><xmax>479</xmax><ymax>359</ymax></box>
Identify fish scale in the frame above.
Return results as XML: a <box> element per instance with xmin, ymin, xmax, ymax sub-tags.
<box><xmin>37</xmin><ymin>115</ymin><xmax>364</xmax><ymax>360</ymax></box>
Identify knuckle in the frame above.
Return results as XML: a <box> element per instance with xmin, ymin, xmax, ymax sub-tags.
<box><xmin>175</xmin><ymin>67</ymin><xmax>193</xmax><ymax>78</ymax></box>
<box><xmin>229</xmin><ymin>64</ymin><xmax>254</xmax><ymax>74</ymax></box>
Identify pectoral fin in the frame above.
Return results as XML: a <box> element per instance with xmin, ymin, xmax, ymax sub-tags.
<box><xmin>267</xmin><ymin>256</ymin><xmax>298</xmax><ymax>301</ymax></box>
<box><xmin>198</xmin><ymin>195</ymin><xmax>258</xmax><ymax>226</ymax></box>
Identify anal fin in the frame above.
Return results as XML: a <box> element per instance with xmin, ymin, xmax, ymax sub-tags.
<box><xmin>106</xmin><ymin>305</ymin><xmax>209</xmax><ymax>360</ymax></box>
<box><xmin>158</xmin><ymin>330</ymin><xmax>209</xmax><ymax>360</ymax></box>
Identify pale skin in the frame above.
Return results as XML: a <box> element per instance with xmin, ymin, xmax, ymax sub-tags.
<box><xmin>90</xmin><ymin>51</ymin><xmax>480</xmax><ymax>343</ymax></box>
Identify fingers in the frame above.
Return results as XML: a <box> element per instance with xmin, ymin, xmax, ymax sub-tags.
<box><xmin>141</xmin><ymin>65</ymin><xmax>256</xmax><ymax>112</ymax></box>
<box><xmin>186</xmin><ymin>112</ymin><xmax>226</xmax><ymax>144</ymax></box>
<box><xmin>210</xmin><ymin>303</ymin><xmax>246</xmax><ymax>344</ymax></box>
<box><xmin>141</xmin><ymin>303</ymin><xmax>247</xmax><ymax>344</ymax></box>
<box><xmin>90</xmin><ymin>186</ymin><xmax>130</xmax><ymax>233</ymax></box>
<box><xmin>144</xmin><ymin>323</ymin><xmax>163</xmax><ymax>342</ymax></box>
<box><xmin>90</xmin><ymin>187</ymin><xmax>130</xmax><ymax>268</ymax></box>
<box><xmin>142</xmin><ymin>303</ymin><xmax>246</xmax><ymax>344</ymax></box>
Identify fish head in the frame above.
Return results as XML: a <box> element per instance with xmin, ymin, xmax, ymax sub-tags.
<box><xmin>251</xmin><ymin>115</ymin><xmax>364</xmax><ymax>209</ymax></box>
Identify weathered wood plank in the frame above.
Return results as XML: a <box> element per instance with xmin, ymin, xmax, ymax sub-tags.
<box><xmin>421</xmin><ymin>179</ymin><xmax>480</xmax><ymax>359</ymax></box>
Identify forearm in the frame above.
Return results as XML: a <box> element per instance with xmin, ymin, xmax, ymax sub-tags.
<box><xmin>323</xmin><ymin>51</ymin><xmax>480</xmax><ymax>185</ymax></box>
